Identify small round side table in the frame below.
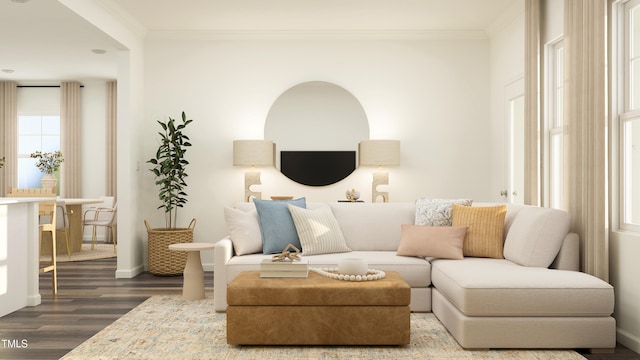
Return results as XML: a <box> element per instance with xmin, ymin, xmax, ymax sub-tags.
<box><xmin>168</xmin><ymin>242</ymin><xmax>215</xmax><ymax>300</ymax></box>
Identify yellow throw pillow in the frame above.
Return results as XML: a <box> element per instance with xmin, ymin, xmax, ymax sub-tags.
<box><xmin>452</xmin><ymin>204</ymin><xmax>507</xmax><ymax>259</ymax></box>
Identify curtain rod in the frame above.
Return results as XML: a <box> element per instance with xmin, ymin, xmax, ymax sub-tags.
<box><xmin>17</xmin><ymin>85</ymin><xmax>84</xmax><ymax>88</ymax></box>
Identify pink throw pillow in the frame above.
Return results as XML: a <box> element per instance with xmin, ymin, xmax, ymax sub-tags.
<box><xmin>396</xmin><ymin>224</ymin><xmax>467</xmax><ymax>260</ymax></box>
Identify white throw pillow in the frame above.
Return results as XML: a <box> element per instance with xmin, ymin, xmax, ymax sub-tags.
<box><xmin>503</xmin><ymin>206</ymin><xmax>571</xmax><ymax>268</ymax></box>
<box><xmin>223</xmin><ymin>207</ymin><xmax>262</xmax><ymax>255</ymax></box>
<box><xmin>287</xmin><ymin>204</ymin><xmax>351</xmax><ymax>256</ymax></box>
<box><xmin>415</xmin><ymin>198</ymin><xmax>473</xmax><ymax>226</ymax></box>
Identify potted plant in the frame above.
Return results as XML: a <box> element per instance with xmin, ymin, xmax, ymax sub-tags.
<box><xmin>145</xmin><ymin>111</ymin><xmax>195</xmax><ymax>276</ymax></box>
<box><xmin>30</xmin><ymin>150</ymin><xmax>64</xmax><ymax>192</ymax></box>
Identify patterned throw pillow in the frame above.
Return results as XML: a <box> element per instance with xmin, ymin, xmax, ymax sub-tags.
<box><xmin>415</xmin><ymin>198</ymin><xmax>473</xmax><ymax>226</ymax></box>
<box><xmin>452</xmin><ymin>204</ymin><xmax>507</xmax><ymax>259</ymax></box>
<box><xmin>253</xmin><ymin>197</ymin><xmax>306</xmax><ymax>254</ymax></box>
<box><xmin>288</xmin><ymin>204</ymin><xmax>351</xmax><ymax>256</ymax></box>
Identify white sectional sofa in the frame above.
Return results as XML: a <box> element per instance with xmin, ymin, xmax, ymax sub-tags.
<box><xmin>214</xmin><ymin>200</ymin><xmax>616</xmax><ymax>350</ymax></box>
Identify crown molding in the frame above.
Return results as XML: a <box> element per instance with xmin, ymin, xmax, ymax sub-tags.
<box><xmin>485</xmin><ymin>0</ymin><xmax>524</xmax><ymax>38</ymax></box>
<box><xmin>146</xmin><ymin>29</ymin><xmax>489</xmax><ymax>41</ymax></box>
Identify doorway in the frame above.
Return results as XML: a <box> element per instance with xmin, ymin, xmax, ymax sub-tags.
<box><xmin>505</xmin><ymin>78</ymin><xmax>525</xmax><ymax>205</ymax></box>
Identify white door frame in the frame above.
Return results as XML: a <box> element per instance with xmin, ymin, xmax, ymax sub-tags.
<box><xmin>504</xmin><ymin>77</ymin><xmax>525</xmax><ymax>204</ymax></box>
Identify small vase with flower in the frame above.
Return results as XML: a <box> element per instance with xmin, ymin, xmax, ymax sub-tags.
<box><xmin>30</xmin><ymin>150</ymin><xmax>64</xmax><ymax>192</ymax></box>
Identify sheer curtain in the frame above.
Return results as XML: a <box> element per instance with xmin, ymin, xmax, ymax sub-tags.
<box><xmin>0</xmin><ymin>81</ymin><xmax>17</xmax><ymax>196</ymax></box>
<box><xmin>60</xmin><ymin>81</ymin><xmax>81</xmax><ymax>198</ymax></box>
<box><xmin>563</xmin><ymin>0</ymin><xmax>608</xmax><ymax>281</ymax></box>
<box><xmin>106</xmin><ymin>81</ymin><xmax>117</xmax><ymax>200</ymax></box>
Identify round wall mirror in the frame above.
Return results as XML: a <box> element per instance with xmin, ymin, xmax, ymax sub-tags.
<box><xmin>264</xmin><ymin>81</ymin><xmax>369</xmax><ymax>186</ymax></box>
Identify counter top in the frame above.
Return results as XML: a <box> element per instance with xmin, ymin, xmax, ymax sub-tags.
<box><xmin>0</xmin><ymin>197</ymin><xmax>50</xmax><ymax>205</ymax></box>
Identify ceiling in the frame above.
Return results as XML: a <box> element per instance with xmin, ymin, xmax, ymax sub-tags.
<box><xmin>0</xmin><ymin>0</ymin><xmax>516</xmax><ymax>82</ymax></box>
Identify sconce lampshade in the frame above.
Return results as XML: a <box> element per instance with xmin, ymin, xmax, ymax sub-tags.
<box><xmin>233</xmin><ymin>140</ymin><xmax>275</xmax><ymax>167</ymax></box>
<box><xmin>359</xmin><ymin>140</ymin><xmax>400</xmax><ymax>167</ymax></box>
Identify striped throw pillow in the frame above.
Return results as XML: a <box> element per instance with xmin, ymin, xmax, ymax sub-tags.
<box><xmin>452</xmin><ymin>204</ymin><xmax>507</xmax><ymax>259</ymax></box>
<box><xmin>288</xmin><ymin>204</ymin><xmax>351</xmax><ymax>256</ymax></box>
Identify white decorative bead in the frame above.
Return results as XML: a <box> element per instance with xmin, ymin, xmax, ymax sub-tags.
<box><xmin>309</xmin><ymin>267</ymin><xmax>386</xmax><ymax>282</ymax></box>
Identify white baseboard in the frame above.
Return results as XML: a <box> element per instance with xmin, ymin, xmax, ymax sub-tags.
<box><xmin>115</xmin><ymin>264</ymin><xmax>145</xmax><ymax>279</ymax></box>
<box><xmin>617</xmin><ymin>327</ymin><xmax>640</xmax><ymax>354</ymax></box>
<box><xmin>27</xmin><ymin>294</ymin><xmax>41</xmax><ymax>307</ymax></box>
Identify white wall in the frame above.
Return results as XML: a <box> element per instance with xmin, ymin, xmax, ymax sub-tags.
<box><xmin>60</xmin><ymin>0</ymin><xmax>147</xmax><ymax>278</ymax></box>
<box><xmin>140</xmin><ymin>33</ymin><xmax>492</xmax><ymax>266</ymax></box>
<box><xmin>17</xmin><ymin>87</ymin><xmax>60</xmax><ymax>114</ymax></box>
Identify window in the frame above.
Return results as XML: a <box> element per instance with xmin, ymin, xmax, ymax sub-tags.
<box><xmin>619</xmin><ymin>0</ymin><xmax>640</xmax><ymax>230</ymax></box>
<box><xmin>621</xmin><ymin>113</ymin><xmax>640</xmax><ymax>226</ymax></box>
<box><xmin>546</xmin><ymin>38</ymin><xmax>565</xmax><ymax>210</ymax></box>
<box><xmin>17</xmin><ymin>114</ymin><xmax>61</xmax><ymax>189</ymax></box>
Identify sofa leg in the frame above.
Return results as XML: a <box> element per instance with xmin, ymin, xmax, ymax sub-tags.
<box><xmin>587</xmin><ymin>348</ymin><xmax>615</xmax><ymax>354</ymax></box>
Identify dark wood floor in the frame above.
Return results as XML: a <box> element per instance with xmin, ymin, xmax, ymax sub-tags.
<box><xmin>0</xmin><ymin>257</ymin><xmax>638</xmax><ymax>360</ymax></box>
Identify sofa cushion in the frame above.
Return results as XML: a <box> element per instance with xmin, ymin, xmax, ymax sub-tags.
<box><xmin>253</xmin><ymin>197</ymin><xmax>306</xmax><ymax>254</ymax></box>
<box><xmin>503</xmin><ymin>206</ymin><xmax>571</xmax><ymax>268</ymax></box>
<box><xmin>223</xmin><ymin>207</ymin><xmax>262</xmax><ymax>255</ymax></box>
<box><xmin>226</xmin><ymin>251</ymin><xmax>431</xmax><ymax>288</ymax></box>
<box><xmin>431</xmin><ymin>258</ymin><xmax>614</xmax><ymax>317</ymax></box>
<box><xmin>288</xmin><ymin>204</ymin><xmax>351</xmax><ymax>256</ymax></box>
<box><xmin>452</xmin><ymin>204</ymin><xmax>507</xmax><ymax>259</ymax></box>
<box><xmin>396</xmin><ymin>225</ymin><xmax>466</xmax><ymax>260</ymax></box>
<box><xmin>415</xmin><ymin>198</ymin><xmax>473</xmax><ymax>226</ymax></box>
<box><xmin>329</xmin><ymin>202</ymin><xmax>415</xmax><ymax>251</ymax></box>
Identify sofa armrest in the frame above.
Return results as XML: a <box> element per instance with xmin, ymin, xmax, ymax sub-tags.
<box><xmin>550</xmin><ymin>232</ymin><xmax>579</xmax><ymax>271</ymax></box>
<box><xmin>214</xmin><ymin>236</ymin><xmax>234</xmax><ymax>312</ymax></box>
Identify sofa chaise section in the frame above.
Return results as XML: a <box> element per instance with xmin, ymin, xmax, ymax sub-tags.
<box><xmin>430</xmin><ymin>217</ymin><xmax>616</xmax><ymax>350</ymax></box>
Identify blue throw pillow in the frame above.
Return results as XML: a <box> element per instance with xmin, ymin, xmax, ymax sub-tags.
<box><xmin>253</xmin><ymin>197</ymin><xmax>306</xmax><ymax>254</ymax></box>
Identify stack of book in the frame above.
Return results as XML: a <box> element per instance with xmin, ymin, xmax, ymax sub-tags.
<box><xmin>260</xmin><ymin>259</ymin><xmax>309</xmax><ymax>278</ymax></box>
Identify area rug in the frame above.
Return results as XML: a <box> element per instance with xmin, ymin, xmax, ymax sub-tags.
<box><xmin>42</xmin><ymin>243</ymin><xmax>116</xmax><ymax>263</ymax></box>
<box><xmin>61</xmin><ymin>295</ymin><xmax>586</xmax><ymax>360</ymax></box>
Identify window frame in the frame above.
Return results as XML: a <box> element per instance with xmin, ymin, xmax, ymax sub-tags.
<box><xmin>544</xmin><ymin>36</ymin><xmax>566</xmax><ymax>210</ymax></box>
<box><xmin>614</xmin><ymin>0</ymin><xmax>640</xmax><ymax>232</ymax></box>
<box><xmin>16</xmin><ymin>112</ymin><xmax>61</xmax><ymax>189</ymax></box>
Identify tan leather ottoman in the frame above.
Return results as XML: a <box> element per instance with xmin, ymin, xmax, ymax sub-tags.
<box><xmin>226</xmin><ymin>270</ymin><xmax>410</xmax><ymax>345</ymax></box>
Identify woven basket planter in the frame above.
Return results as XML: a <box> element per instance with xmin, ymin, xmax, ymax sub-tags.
<box><xmin>146</xmin><ymin>219</ymin><xmax>196</xmax><ymax>276</ymax></box>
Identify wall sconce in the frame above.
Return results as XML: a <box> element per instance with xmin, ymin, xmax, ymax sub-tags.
<box><xmin>233</xmin><ymin>140</ymin><xmax>275</xmax><ymax>201</ymax></box>
<box><xmin>359</xmin><ymin>140</ymin><xmax>400</xmax><ymax>203</ymax></box>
